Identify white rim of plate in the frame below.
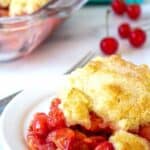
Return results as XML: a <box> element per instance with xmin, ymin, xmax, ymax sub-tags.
<box><xmin>0</xmin><ymin>76</ymin><xmax>65</xmax><ymax>150</ymax></box>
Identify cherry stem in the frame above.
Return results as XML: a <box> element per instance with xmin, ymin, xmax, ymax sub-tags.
<box><xmin>106</xmin><ymin>9</ymin><xmax>111</xmax><ymax>37</ymax></box>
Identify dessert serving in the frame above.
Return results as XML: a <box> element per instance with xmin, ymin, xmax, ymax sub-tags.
<box><xmin>26</xmin><ymin>55</ymin><xmax>150</xmax><ymax>150</ymax></box>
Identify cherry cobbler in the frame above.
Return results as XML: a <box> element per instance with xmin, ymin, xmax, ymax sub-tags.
<box><xmin>27</xmin><ymin>55</ymin><xmax>150</xmax><ymax>150</ymax></box>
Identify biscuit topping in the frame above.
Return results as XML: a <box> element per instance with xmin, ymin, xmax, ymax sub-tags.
<box><xmin>60</xmin><ymin>55</ymin><xmax>150</xmax><ymax>131</ymax></box>
<box><xmin>109</xmin><ymin>130</ymin><xmax>150</xmax><ymax>150</ymax></box>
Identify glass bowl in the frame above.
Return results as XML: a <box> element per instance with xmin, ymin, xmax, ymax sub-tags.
<box><xmin>0</xmin><ymin>0</ymin><xmax>87</xmax><ymax>61</ymax></box>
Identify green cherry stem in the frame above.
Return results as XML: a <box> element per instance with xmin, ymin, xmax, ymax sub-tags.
<box><xmin>106</xmin><ymin>9</ymin><xmax>111</xmax><ymax>37</ymax></box>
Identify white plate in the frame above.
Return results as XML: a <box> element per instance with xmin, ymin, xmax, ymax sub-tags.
<box><xmin>0</xmin><ymin>76</ymin><xmax>65</xmax><ymax>150</ymax></box>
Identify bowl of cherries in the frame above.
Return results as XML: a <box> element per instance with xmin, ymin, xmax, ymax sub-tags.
<box><xmin>100</xmin><ymin>0</ymin><xmax>147</xmax><ymax>55</ymax></box>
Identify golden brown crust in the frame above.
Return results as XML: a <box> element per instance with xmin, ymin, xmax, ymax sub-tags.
<box><xmin>109</xmin><ymin>130</ymin><xmax>150</xmax><ymax>150</ymax></box>
<box><xmin>60</xmin><ymin>55</ymin><xmax>150</xmax><ymax>131</ymax></box>
<box><xmin>9</xmin><ymin>0</ymin><xmax>49</xmax><ymax>16</ymax></box>
<box><xmin>0</xmin><ymin>0</ymin><xmax>49</xmax><ymax>16</ymax></box>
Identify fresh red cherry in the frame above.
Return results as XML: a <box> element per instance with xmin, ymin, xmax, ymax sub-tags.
<box><xmin>95</xmin><ymin>141</ymin><xmax>114</xmax><ymax>150</ymax></box>
<box><xmin>100</xmin><ymin>37</ymin><xmax>119</xmax><ymax>55</ymax></box>
<box><xmin>32</xmin><ymin>113</ymin><xmax>49</xmax><ymax>137</ymax></box>
<box><xmin>112</xmin><ymin>0</ymin><xmax>126</xmax><ymax>15</ymax></box>
<box><xmin>118</xmin><ymin>23</ymin><xmax>131</xmax><ymax>38</ymax></box>
<box><xmin>129</xmin><ymin>28</ymin><xmax>146</xmax><ymax>48</ymax></box>
<box><xmin>127</xmin><ymin>4</ymin><xmax>141</xmax><ymax>20</ymax></box>
<box><xmin>100</xmin><ymin>10</ymin><xmax>119</xmax><ymax>55</ymax></box>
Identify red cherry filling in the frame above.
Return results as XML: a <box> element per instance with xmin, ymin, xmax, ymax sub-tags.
<box><xmin>127</xmin><ymin>4</ymin><xmax>141</xmax><ymax>20</ymax></box>
<box><xmin>50</xmin><ymin>98</ymin><xmax>61</xmax><ymax>109</ymax></box>
<box><xmin>95</xmin><ymin>141</ymin><xmax>115</xmax><ymax>150</ymax></box>
<box><xmin>129</xmin><ymin>28</ymin><xmax>146</xmax><ymax>48</ymax></box>
<box><xmin>87</xmin><ymin>112</ymin><xmax>111</xmax><ymax>134</ymax></box>
<box><xmin>46</xmin><ymin>128</ymin><xmax>75</xmax><ymax>149</ymax></box>
<box><xmin>84</xmin><ymin>136</ymin><xmax>106</xmax><ymax>149</ymax></box>
<box><xmin>31</xmin><ymin>113</ymin><xmax>49</xmax><ymax>137</ymax></box>
<box><xmin>112</xmin><ymin>0</ymin><xmax>126</xmax><ymax>15</ymax></box>
<box><xmin>139</xmin><ymin>125</ymin><xmax>150</xmax><ymax>141</ymax></box>
<box><xmin>100</xmin><ymin>37</ymin><xmax>119</xmax><ymax>55</ymax></box>
<box><xmin>27</xmin><ymin>98</ymin><xmax>115</xmax><ymax>150</ymax></box>
<box><xmin>48</xmin><ymin>100</ymin><xmax>66</xmax><ymax>130</ymax></box>
<box><xmin>47</xmin><ymin>128</ymin><xmax>90</xmax><ymax>150</ymax></box>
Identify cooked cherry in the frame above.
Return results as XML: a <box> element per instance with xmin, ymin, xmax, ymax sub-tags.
<box><xmin>87</xmin><ymin>112</ymin><xmax>108</xmax><ymax>132</ymax></box>
<box><xmin>39</xmin><ymin>142</ymin><xmax>57</xmax><ymax>150</ymax></box>
<box><xmin>139</xmin><ymin>125</ymin><xmax>150</xmax><ymax>141</ymax></box>
<box><xmin>32</xmin><ymin>113</ymin><xmax>49</xmax><ymax>137</ymax></box>
<box><xmin>84</xmin><ymin>136</ymin><xmax>106</xmax><ymax>149</ymax></box>
<box><xmin>48</xmin><ymin>106</ymin><xmax>66</xmax><ymax>130</ymax></box>
<box><xmin>27</xmin><ymin>132</ymin><xmax>46</xmax><ymax>149</ymax></box>
<box><xmin>46</xmin><ymin>128</ymin><xmax>75</xmax><ymax>149</ymax></box>
<box><xmin>95</xmin><ymin>141</ymin><xmax>114</xmax><ymax>150</ymax></box>
<box><xmin>50</xmin><ymin>98</ymin><xmax>61</xmax><ymax>109</ymax></box>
